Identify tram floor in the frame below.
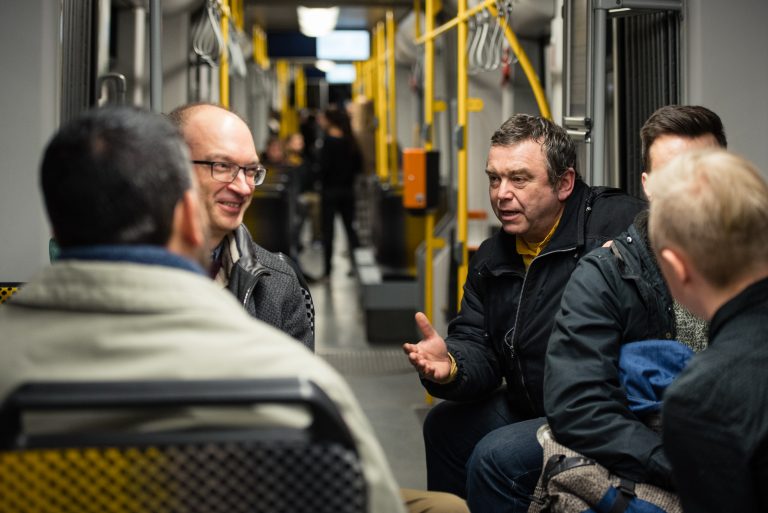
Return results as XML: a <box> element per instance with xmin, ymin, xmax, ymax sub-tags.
<box><xmin>298</xmin><ymin>221</ymin><xmax>431</xmax><ymax>490</ymax></box>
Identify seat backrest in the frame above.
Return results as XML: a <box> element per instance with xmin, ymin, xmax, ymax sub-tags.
<box><xmin>0</xmin><ymin>378</ymin><xmax>367</xmax><ymax>513</ymax></box>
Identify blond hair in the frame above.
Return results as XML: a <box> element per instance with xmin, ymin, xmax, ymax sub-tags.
<box><xmin>647</xmin><ymin>149</ymin><xmax>768</xmax><ymax>288</ymax></box>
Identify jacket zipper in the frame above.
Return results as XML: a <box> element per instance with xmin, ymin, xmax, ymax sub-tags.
<box><xmin>508</xmin><ymin>245</ymin><xmax>577</xmax><ymax>412</ymax></box>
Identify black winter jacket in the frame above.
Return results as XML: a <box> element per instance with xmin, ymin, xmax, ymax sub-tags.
<box><xmin>223</xmin><ymin>225</ymin><xmax>315</xmax><ymax>350</ymax></box>
<box><xmin>422</xmin><ymin>180</ymin><xmax>645</xmax><ymax>418</ymax></box>
<box><xmin>544</xmin><ymin>212</ymin><xmax>677</xmax><ymax>489</ymax></box>
<box><xmin>663</xmin><ymin>277</ymin><xmax>768</xmax><ymax>513</ymax></box>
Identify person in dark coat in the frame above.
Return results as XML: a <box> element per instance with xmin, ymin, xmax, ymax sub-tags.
<box><xmin>646</xmin><ymin>150</ymin><xmax>768</xmax><ymax>513</ymax></box>
<box><xmin>545</xmin><ymin>105</ymin><xmax>726</xmax><ymax>489</ymax></box>
<box><xmin>402</xmin><ymin>114</ymin><xmax>645</xmax><ymax>512</ymax></box>
<box><xmin>318</xmin><ymin>107</ymin><xmax>362</xmax><ymax>278</ymax></box>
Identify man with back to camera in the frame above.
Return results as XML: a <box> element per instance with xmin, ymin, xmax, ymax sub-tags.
<box><xmin>168</xmin><ymin>103</ymin><xmax>314</xmax><ymax>351</ymax></box>
<box><xmin>402</xmin><ymin>114</ymin><xmax>646</xmax><ymax>511</ymax></box>
<box><xmin>544</xmin><ymin>105</ymin><xmax>727</xmax><ymax>489</ymax></box>
<box><xmin>645</xmin><ymin>150</ymin><xmax>768</xmax><ymax>512</ymax></box>
<box><xmin>0</xmin><ymin>106</ymin><xmax>405</xmax><ymax>513</ymax></box>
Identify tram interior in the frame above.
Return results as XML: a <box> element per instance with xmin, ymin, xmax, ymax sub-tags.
<box><xmin>2</xmin><ymin>0</ymin><xmax>768</xmax><ymax>494</ymax></box>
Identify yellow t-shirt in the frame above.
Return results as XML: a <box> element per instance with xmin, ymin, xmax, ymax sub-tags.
<box><xmin>516</xmin><ymin>213</ymin><xmax>562</xmax><ymax>270</ymax></box>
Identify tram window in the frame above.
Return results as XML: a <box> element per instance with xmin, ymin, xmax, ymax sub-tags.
<box><xmin>317</xmin><ymin>30</ymin><xmax>370</xmax><ymax>61</ymax></box>
<box><xmin>326</xmin><ymin>65</ymin><xmax>356</xmax><ymax>84</ymax></box>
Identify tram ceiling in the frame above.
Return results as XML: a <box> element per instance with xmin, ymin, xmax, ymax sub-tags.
<box><xmin>245</xmin><ymin>1</ymin><xmax>411</xmax><ymax>33</ymax></box>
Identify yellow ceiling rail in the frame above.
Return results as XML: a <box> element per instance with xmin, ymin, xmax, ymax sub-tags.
<box><xmin>414</xmin><ymin>0</ymin><xmax>551</xmax><ymax>120</ymax></box>
<box><xmin>487</xmin><ymin>2</ymin><xmax>551</xmax><ymax>120</ymax></box>
<box><xmin>414</xmin><ymin>0</ymin><xmax>489</xmax><ymax>45</ymax></box>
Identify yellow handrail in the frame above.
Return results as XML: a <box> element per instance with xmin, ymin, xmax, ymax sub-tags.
<box><xmin>386</xmin><ymin>11</ymin><xmax>398</xmax><ymax>186</ymax></box>
<box><xmin>423</xmin><ymin>0</ymin><xmax>436</xmax><ymax>322</ymax></box>
<box><xmin>488</xmin><ymin>3</ymin><xmax>551</xmax><ymax>120</ymax></box>
<box><xmin>219</xmin><ymin>0</ymin><xmax>230</xmax><ymax>108</ymax></box>
<box><xmin>415</xmin><ymin>0</ymin><xmax>551</xmax><ymax>120</ymax></box>
<box><xmin>456</xmin><ymin>0</ymin><xmax>469</xmax><ymax>303</ymax></box>
<box><xmin>375</xmin><ymin>24</ymin><xmax>389</xmax><ymax>182</ymax></box>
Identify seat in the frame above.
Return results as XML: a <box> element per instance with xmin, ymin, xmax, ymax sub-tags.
<box><xmin>0</xmin><ymin>282</ymin><xmax>22</xmax><ymax>305</ymax></box>
<box><xmin>0</xmin><ymin>378</ymin><xmax>367</xmax><ymax>513</ymax></box>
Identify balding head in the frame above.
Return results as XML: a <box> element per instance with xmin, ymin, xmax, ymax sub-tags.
<box><xmin>168</xmin><ymin>104</ymin><xmax>260</xmax><ymax>246</ymax></box>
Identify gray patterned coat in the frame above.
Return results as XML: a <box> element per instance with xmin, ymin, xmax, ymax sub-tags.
<box><xmin>219</xmin><ymin>224</ymin><xmax>314</xmax><ymax>350</ymax></box>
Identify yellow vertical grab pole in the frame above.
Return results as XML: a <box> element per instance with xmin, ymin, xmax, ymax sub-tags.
<box><xmin>295</xmin><ymin>65</ymin><xmax>307</xmax><ymax>111</ymax></box>
<box><xmin>219</xmin><ymin>0</ymin><xmax>230</xmax><ymax>108</ymax></box>
<box><xmin>423</xmin><ymin>0</ymin><xmax>436</xmax><ymax>323</ymax></box>
<box><xmin>375</xmin><ymin>23</ymin><xmax>389</xmax><ymax>182</ymax></box>
<box><xmin>456</xmin><ymin>0</ymin><xmax>469</xmax><ymax>303</ymax></box>
<box><xmin>386</xmin><ymin>11</ymin><xmax>398</xmax><ymax>186</ymax></box>
<box><xmin>276</xmin><ymin>60</ymin><xmax>290</xmax><ymax>139</ymax></box>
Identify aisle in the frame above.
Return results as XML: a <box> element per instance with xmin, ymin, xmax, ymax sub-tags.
<box><xmin>298</xmin><ymin>219</ymin><xmax>430</xmax><ymax>489</ymax></box>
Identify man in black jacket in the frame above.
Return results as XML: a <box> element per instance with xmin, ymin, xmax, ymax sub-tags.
<box><xmin>545</xmin><ymin>105</ymin><xmax>726</xmax><ymax>489</ymax></box>
<box><xmin>170</xmin><ymin>103</ymin><xmax>314</xmax><ymax>351</ymax></box>
<box><xmin>646</xmin><ymin>150</ymin><xmax>768</xmax><ymax>512</ymax></box>
<box><xmin>403</xmin><ymin>114</ymin><xmax>644</xmax><ymax>511</ymax></box>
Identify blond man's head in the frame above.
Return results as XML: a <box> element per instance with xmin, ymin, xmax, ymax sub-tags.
<box><xmin>647</xmin><ymin>150</ymin><xmax>768</xmax><ymax>290</ymax></box>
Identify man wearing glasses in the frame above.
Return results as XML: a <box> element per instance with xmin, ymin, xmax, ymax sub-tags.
<box><xmin>169</xmin><ymin>103</ymin><xmax>314</xmax><ymax>350</ymax></box>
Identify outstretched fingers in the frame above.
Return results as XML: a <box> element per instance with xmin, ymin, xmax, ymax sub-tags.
<box><xmin>415</xmin><ymin>311</ymin><xmax>437</xmax><ymax>340</ymax></box>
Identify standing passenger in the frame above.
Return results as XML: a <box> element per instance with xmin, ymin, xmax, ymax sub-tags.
<box><xmin>402</xmin><ymin>114</ymin><xmax>645</xmax><ymax>511</ymax></box>
<box><xmin>544</xmin><ymin>105</ymin><xmax>726</xmax><ymax>489</ymax></box>
<box><xmin>318</xmin><ymin>107</ymin><xmax>362</xmax><ymax>279</ymax></box>
<box><xmin>646</xmin><ymin>150</ymin><xmax>768</xmax><ymax>513</ymax></box>
<box><xmin>169</xmin><ymin>103</ymin><xmax>314</xmax><ymax>350</ymax></box>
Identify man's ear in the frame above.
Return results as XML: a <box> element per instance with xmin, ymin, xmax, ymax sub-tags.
<box><xmin>181</xmin><ymin>190</ymin><xmax>206</xmax><ymax>248</ymax></box>
<box><xmin>659</xmin><ymin>247</ymin><xmax>689</xmax><ymax>286</ymax></box>
<box><xmin>641</xmin><ymin>171</ymin><xmax>650</xmax><ymax>199</ymax></box>
<box><xmin>169</xmin><ymin>190</ymin><xmax>206</xmax><ymax>252</ymax></box>
<box><xmin>556</xmin><ymin>167</ymin><xmax>576</xmax><ymax>201</ymax></box>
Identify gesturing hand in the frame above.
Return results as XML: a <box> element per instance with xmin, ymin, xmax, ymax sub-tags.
<box><xmin>402</xmin><ymin>312</ymin><xmax>454</xmax><ymax>384</ymax></box>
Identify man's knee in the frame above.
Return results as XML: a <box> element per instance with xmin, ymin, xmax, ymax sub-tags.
<box><xmin>466</xmin><ymin>418</ymin><xmax>545</xmax><ymax>484</ymax></box>
<box><xmin>401</xmin><ymin>488</ymin><xmax>469</xmax><ymax>513</ymax></box>
<box><xmin>423</xmin><ymin>400</ymin><xmax>457</xmax><ymax>447</ymax></box>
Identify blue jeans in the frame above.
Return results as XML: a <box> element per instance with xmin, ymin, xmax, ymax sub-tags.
<box><xmin>423</xmin><ymin>391</ymin><xmax>545</xmax><ymax>512</ymax></box>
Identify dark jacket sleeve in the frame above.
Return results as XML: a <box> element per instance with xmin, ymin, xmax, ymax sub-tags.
<box><xmin>280</xmin><ymin>256</ymin><xmax>315</xmax><ymax>352</ymax></box>
<box><xmin>544</xmin><ymin>248</ymin><xmax>673</xmax><ymax>488</ymax></box>
<box><xmin>663</xmin><ymin>376</ymin><xmax>758</xmax><ymax>513</ymax></box>
<box><xmin>422</xmin><ymin>246</ymin><xmax>503</xmax><ymax>401</ymax></box>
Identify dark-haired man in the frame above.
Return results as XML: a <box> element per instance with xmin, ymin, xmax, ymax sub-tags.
<box><xmin>403</xmin><ymin>114</ymin><xmax>645</xmax><ymax>511</ymax></box>
<box><xmin>0</xmin><ymin>106</ymin><xmax>404</xmax><ymax>513</ymax></box>
<box><xmin>545</xmin><ymin>105</ymin><xmax>727</xmax><ymax>489</ymax></box>
<box><xmin>169</xmin><ymin>103</ymin><xmax>314</xmax><ymax>350</ymax></box>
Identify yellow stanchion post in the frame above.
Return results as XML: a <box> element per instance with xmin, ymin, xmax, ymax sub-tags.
<box><xmin>386</xmin><ymin>11</ymin><xmax>398</xmax><ymax>186</ymax></box>
<box><xmin>456</xmin><ymin>0</ymin><xmax>469</xmax><ymax>303</ymax></box>
<box><xmin>375</xmin><ymin>24</ymin><xmax>389</xmax><ymax>182</ymax></box>
<box><xmin>219</xmin><ymin>0</ymin><xmax>230</xmax><ymax>108</ymax></box>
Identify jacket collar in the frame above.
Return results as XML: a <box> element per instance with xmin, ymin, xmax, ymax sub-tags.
<box><xmin>482</xmin><ymin>180</ymin><xmax>590</xmax><ymax>273</ymax></box>
<box><xmin>60</xmin><ymin>245</ymin><xmax>205</xmax><ymax>276</ymax></box>
<box><xmin>709</xmin><ymin>276</ymin><xmax>768</xmax><ymax>343</ymax></box>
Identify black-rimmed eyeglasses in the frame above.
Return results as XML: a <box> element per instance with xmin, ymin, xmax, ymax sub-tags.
<box><xmin>192</xmin><ymin>160</ymin><xmax>266</xmax><ymax>187</ymax></box>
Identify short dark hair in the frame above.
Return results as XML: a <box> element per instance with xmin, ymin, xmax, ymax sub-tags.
<box><xmin>490</xmin><ymin>114</ymin><xmax>580</xmax><ymax>186</ymax></box>
<box><xmin>640</xmin><ymin>105</ymin><xmax>727</xmax><ymax>172</ymax></box>
<box><xmin>41</xmin><ymin>106</ymin><xmax>192</xmax><ymax>248</ymax></box>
